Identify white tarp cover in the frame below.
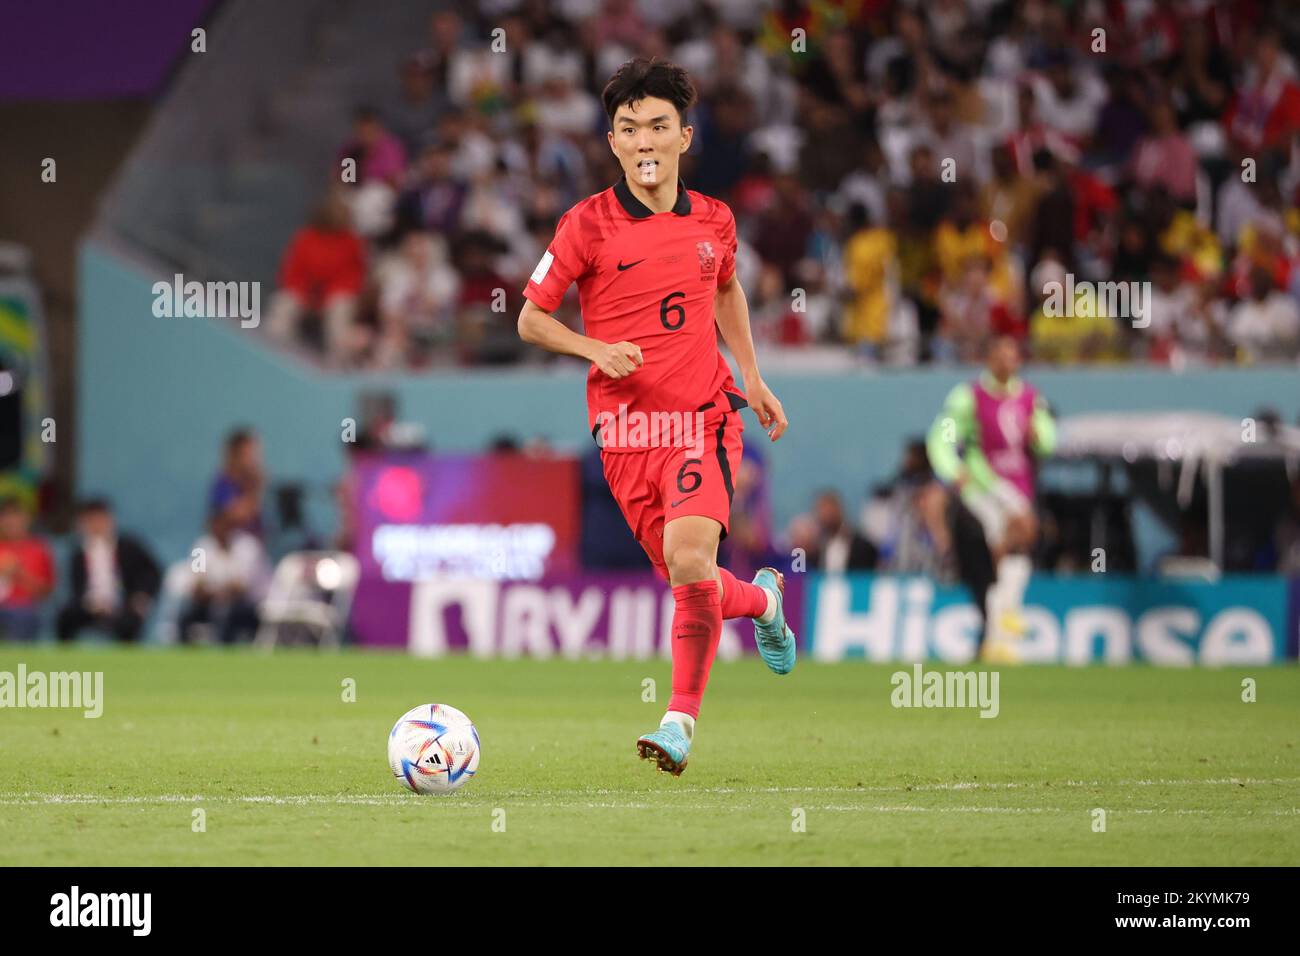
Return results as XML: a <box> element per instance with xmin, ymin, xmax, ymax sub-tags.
<box><xmin>1055</xmin><ymin>411</ymin><xmax>1300</xmax><ymax>465</ymax></box>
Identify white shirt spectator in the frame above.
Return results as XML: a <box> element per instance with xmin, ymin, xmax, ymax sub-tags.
<box><xmin>1215</xmin><ymin>178</ymin><xmax>1264</xmax><ymax>248</ymax></box>
<box><xmin>450</xmin><ymin>127</ymin><xmax>499</xmax><ymax>182</ymax></box>
<box><xmin>1228</xmin><ymin>292</ymin><xmax>1300</xmax><ymax>361</ymax></box>
<box><xmin>191</xmin><ymin>531</ymin><xmax>270</xmax><ymax>601</ymax></box>
<box><xmin>1031</xmin><ymin>71</ymin><xmax>1107</xmax><ymax>140</ymax></box>
<box><xmin>1145</xmin><ymin>283</ymin><xmax>1216</xmax><ymax>361</ymax></box>
<box><xmin>379</xmin><ymin>236</ymin><xmax>461</xmax><ymax>329</ymax></box>
<box><xmin>85</xmin><ymin>536</ymin><xmax>119</xmax><ymax>610</ymax></box>
<box><xmin>533</xmin><ymin>79</ymin><xmax>600</xmax><ymax>137</ymax></box>
<box><xmin>915</xmin><ymin>122</ymin><xmax>992</xmax><ymax>184</ymax></box>
<box><xmin>835</xmin><ymin>168</ymin><xmax>887</xmax><ymax>227</ymax></box>
<box><xmin>447</xmin><ymin>48</ymin><xmax>510</xmax><ymax>109</ymax></box>
<box><xmin>522</xmin><ymin>45</ymin><xmax>583</xmax><ymax>90</ymax></box>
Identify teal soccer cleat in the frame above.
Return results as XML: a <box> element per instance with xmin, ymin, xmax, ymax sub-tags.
<box><xmin>752</xmin><ymin>567</ymin><xmax>797</xmax><ymax>675</ymax></box>
<box><xmin>636</xmin><ymin>723</ymin><xmax>691</xmax><ymax>776</ymax></box>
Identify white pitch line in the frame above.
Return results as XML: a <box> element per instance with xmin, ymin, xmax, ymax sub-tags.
<box><xmin>580</xmin><ymin>777</ymin><xmax>1300</xmax><ymax>795</ymax></box>
<box><xmin>0</xmin><ymin>793</ymin><xmax>1296</xmax><ymax>816</ymax></box>
<box><xmin>0</xmin><ymin>780</ymin><xmax>1294</xmax><ymax>806</ymax></box>
<box><xmin>0</xmin><ymin>797</ymin><xmax>1294</xmax><ymax>816</ymax></box>
<box><xmin>0</xmin><ymin>778</ymin><xmax>1295</xmax><ymax>808</ymax></box>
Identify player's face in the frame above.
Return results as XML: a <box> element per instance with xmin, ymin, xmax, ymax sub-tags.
<box><xmin>607</xmin><ymin>96</ymin><xmax>692</xmax><ymax>190</ymax></box>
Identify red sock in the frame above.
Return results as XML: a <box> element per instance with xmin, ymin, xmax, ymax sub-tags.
<box><xmin>667</xmin><ymin>580</ymin><xmax>722</xmax><ymax>720</ymax></box>
<box><xmin>717</xmin><ymin>568</ymin><xmax>769</xmax><ymax>620</ymax></box>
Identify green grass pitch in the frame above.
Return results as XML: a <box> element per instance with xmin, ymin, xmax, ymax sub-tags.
<box><xmin>0</xmin><ymin>648</ymin><xmax>1296</xmax><ymax>865</ymax></box>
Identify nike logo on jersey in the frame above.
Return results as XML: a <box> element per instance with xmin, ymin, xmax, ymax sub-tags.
<box><xmin>617</xmin><ymin>259</ymin><xmax>646</xmax><ymax>271</ymax></box>
<box><xmin>670</xmin><ymin>494</ymin><xmax>699</xmax><ymax>508</ymax></box>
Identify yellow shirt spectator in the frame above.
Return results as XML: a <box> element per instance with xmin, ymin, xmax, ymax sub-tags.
<box><xmin>842</xmin><ymin>226</ymin><xmax>897</xmax><ymax>345</ymax></box>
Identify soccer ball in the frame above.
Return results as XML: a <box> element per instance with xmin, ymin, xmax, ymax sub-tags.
<box><xmin>387</xmin><ymin>703</ymin><xmax>480</xmax><ymax>794</ymax></box>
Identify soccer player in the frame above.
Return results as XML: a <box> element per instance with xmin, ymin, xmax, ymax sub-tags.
<box><xmin>925</xmin><ymin>335</ymin><xmax>1056</xmax><ymax>662</ymax></box>
<box><xmin>518</xmin><ymin>58</ymin><xmax>795</xmax><ymax>775</ymax></box>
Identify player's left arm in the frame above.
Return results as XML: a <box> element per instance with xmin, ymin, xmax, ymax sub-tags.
<box><xmin>1028</xmin><ymin>394</ymin><xmax>1057</xmax><ymax>457</ymax></box>
<box><xmin>715</xmin><ymin>272</ymin><xmax>787</xmax><ymax>441</ymax></box>
<box><xmin>711</xmin><ymin>200</ymin><xmax>787</xmax><ymax>441</ymax></box>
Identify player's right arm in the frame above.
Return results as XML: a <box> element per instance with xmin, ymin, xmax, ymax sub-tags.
<box><xmin>517</xmin><ymin>209</ymin><xmax>643</xmax><ymax>380</ymax></box>
<box><xmin>926</xmin><ymin>383</ymin><xmax>975</xmax><ymax>488</ymax></box>
<box><xmin>517</xmin><ymin>300</ymin><xmax>643</xmax><ymax>379</ymax></box>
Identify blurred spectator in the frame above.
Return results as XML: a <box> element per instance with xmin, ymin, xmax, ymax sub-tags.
<box><xmin>862</xmin><ymin>439</ymin><xmax>949</xmax><ymax>576</ymax></box>
<box><xmin>460</xmin><ymin>159</ymin><xmax>529</xmax><ymax>256</ymax></box>
<box><xmin>841</xmin><ymin>202</ymin><xmax>900</xmax><ymax>356</ymax></box>
<box><xmin>412</xmin><ymin>9</ymin><xmax>467</xmax><ymax>104</ymax></box>
<box><xmin>266</xmin><ymin>192</ymin><xmax>367</xmax><ymax>366</ymax></box>
<box><xmin>1216</xmin><ymin>148</ymin><xmax>1269</xmax><ymax>248</ymax></box>
<box><xmin>1091</xmin><ymin>70</ymin><xmax>1149</xmax><ymax>173</ymax></box>
<box><xmin>980</xmin><ymin>143</ymin><xmax>1041</xmax><ymax>254</ymax></box>
<box><xmin>810</xmin><ymin>489</ymin><xmax>877</xmax><ymax>573</ymax></box>
<box><xmin>694</xmin><ymin>84</ymin><xmax>757</xmax><ymax>199</ymax></box>
<box><xmin>753</xmin><ymin>173</ymin><xmax>814</xmax><ymax>286</ymax></box>
<box><xmin>834</xmin><ymin>138</ymin><xmax>888</xmax><ymax>229</ymax></box>
<box><xmin>453</xmin><ymin>231</ymin><xmax>523</xmax><ymax>364</ymax></box>
<box><xmin>916</xmin><ymin>87</ymin><xmax>990</xmax><ymax>186</ymax></box>
<box><xmin>798</xmin><ymin>26</ymin><xmax>871</xmax><ymax>122</ymax></box>
<box><xmin>57</xmin><ymin>499</ymin><xmax>161</xmax><ymax>643</ymax></box>
<box><xmin>797</xmin><ymin>93</ymin><xmax>867</xmax><ymax>195</ymax></box>
<box><xmin>209</xmin><ymin>428</ymin><xmax>265</xmax><ymax>536</ymax></box>
<box><xmin>934</xmin><ymin>186</ymin><xmax>1016</xmax><ymax>304</ymax></box>
<box><xmin>1131</xmin><ymin>100</ymin><xmax>1199</xmax><ymax>206</ymax></box>
<box><xmin>1140</xmin><ymin>254</ymin><xmax>1223</xmax><ymax>364</ymax></box>
<box><xmin>336</xmin><ymin>108</ymin><xmax>408</xmax><ymax>239</ymax></box>
<box><xmin>387</xmin><ymin>53</ymin><xmax>452</xmax><ymax>153</ymax></box>
<box><xmin>1222</xmin><ymin>28</ymin><xmax>1300</xmax><ymax>157</ymax></box>
<box><xmin>392</xmin><ymin>142</ymin><xmax>468</xmax><ymax>242</ymax></box>
<box><xmin>1226</xmin><ymin>266</ymin><xmax>1300</xmax><ymax>362</ymax></box>
<box><xmin>1007</xmin><ymin>82</ymin><xmax>1080</xmax><ymax>175</ymax></box>
<box><xmin>936</xmin><ymin>254</ymin><xmax>1021</xmax><ymax>362</ymax></box>
<box><xmin>1030</xmin><ymin>50</ymin><xmax>1106</xmax><ymax>142</ymax></box>
<box><xmin>0</xmin><ymin>498</ymin><xmax>54</xmax><ymax>641</ymax></box>
<box><xmin>1026</xmin><ymin>151</ymin><xmax>1079</xmax><ymax>273</ymax></box>
<box><xmin>374</xmin><ymin>231</ymin><xmax>461</xmax><ymax>368</ymax></box>
<box><xmin>531</xmin><ymin>71</ymin><xmax>601</xmax><ymax>137</ymax></box>
<box><xmin>180</xmin><ymin>503</ymin><xmax>270</xmax><ymax>645</ymax></box>
<box><xmin>904</xmin><ymin>144</ymin><xmax>946</xmax><ymax>233</ymax></box>
<box><xmin>1029</xmin><ymin>257</ymin><xmax>1122</xmax><ymax>364</ymax></box>
<box><xmin>337</xmin><ymin>107</ymin><xmax>408</xmax><ymax>187</ymax></box>
<box><xmin>1169</xmin><ymin>18</ymin><xmax>1231</xmax><ymax>135</ymax></box>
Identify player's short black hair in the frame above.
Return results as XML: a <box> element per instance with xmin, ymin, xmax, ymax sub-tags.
<box><xmin>602</xmin><ymin>57</ymin><xmax>697</xmax><ymax>128</ymax></box>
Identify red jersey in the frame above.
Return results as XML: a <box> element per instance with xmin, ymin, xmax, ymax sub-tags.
<box><xmin>523</xmin><ymin>178</ymin><xmax>747</xmax><ymax>452</ymax></box>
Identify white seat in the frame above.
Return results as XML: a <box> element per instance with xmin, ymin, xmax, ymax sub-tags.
<box><xmin>254</xmin><ymin>551</ymin><xmax>360</xmax><ymax>649</ymax></box>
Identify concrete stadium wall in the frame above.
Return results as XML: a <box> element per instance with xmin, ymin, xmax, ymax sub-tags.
<box><xmin>79</xmin><ymin>238</ymin><xmax>1300</xmax><ymax>567</ymax></box>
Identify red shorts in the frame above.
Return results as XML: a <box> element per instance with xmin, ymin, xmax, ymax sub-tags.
<box><xmin>601</xmin><ymin>405</ymin><xmax>745</xmax><ymax>582</ymax></box>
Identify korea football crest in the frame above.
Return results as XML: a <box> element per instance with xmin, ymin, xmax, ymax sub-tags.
<box><xmin>696</xmin><ymin>241</ymin><xmax>716</xmax><ymax>281</ymax></box>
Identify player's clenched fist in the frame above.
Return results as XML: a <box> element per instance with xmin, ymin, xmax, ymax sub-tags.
<box><xmin>591</xmin><ymin>340</ymin><xmax>643</xmax><ymax>379</ymax></box>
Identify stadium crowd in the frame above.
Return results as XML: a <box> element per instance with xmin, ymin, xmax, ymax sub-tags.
<box><xmin>263</xmin><ymin>0</ymin><xmax>1300</xmax><ymax>370</ymax></box>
